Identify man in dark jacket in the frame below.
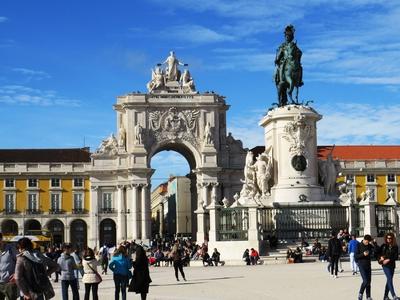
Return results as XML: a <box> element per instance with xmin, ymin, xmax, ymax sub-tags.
<box><xmin>327</xmin><ymin>231</ymin><xmax>342</xmax><ymax>278</ymax></box>
<box><xmin>355</xmin><ymin>234</ymin><xmax>374</xmax><ymax>300</ymax></box>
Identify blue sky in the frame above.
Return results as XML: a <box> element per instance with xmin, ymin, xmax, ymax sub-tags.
<box><xmin>1</xmin><ymin>1</ymin><xmax>400</xmax><ymax>186</ymax></box>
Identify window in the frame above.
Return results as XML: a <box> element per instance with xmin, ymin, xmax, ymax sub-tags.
<box><xmin>103</xmin><ymin>192</ymin><xmax>112</xmax><ymax>209</ymax></box>
<box><xmin>346</xmin><ymin>174</ymin><xmax>354</xmax><ymax>183</ymax></box>
<box><xmin>73</xmin><ymin>178</ymin><xmax>83</xmax><ymax>187</ymax></box>
<box><xmin>51</xmin><ymin>178</ymin><xmax>60</xmax><ymax>187</ymax></box>
<box><xmin>366</xmin><ymin>174</ymin><xmax>375</xmax><ymax>183</ymax></box>
<box><xmin>388</xmin><ymin>174</ymin><xmax>396</xmax><ymax>182</ymax></box>
<box><xmin>50</xmin><ymin>193</ymin><xmax>61</xmax><ymax>210</ymax></box>
<box><xmin>5</xmin><ymin>178</ymin><xmax>14</xmax><ymax>188</ymax></box>
<box><xmin>28</xmin><ymin>178</ymin><xmax>38</xmax><ymax>188</ymax></box>
<box><xmin>74</xmin><ymin>193</ymin><xmax>83</xmax><ymax>210</ymax></box>
<box><xmin>28</xmin><ymin>193</ymin><xmax>38</xmax><ymax>210</ymax></box>
<box><xmin>5</xmin><ymin>194</ymin><xmax>14</xmax><ymax>212</ymax></box>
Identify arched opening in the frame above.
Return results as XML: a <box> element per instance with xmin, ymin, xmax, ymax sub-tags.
<box><xmin>150</xmin><ymin>145</ymin><xmax>197</xmax><ymax>241</ymax></box>
<box><xmin>70</xmin><ymin>219</ymin><xmax>87</xmax><ymax>250</ymax></box>
<box><xmin>47</xmin><ymin>219</ymin><xmax>64</xmax><ymax>247</ymax></box>
<box><xmin>1</xmin><ymin>219</ymin><xmax>18</xmax><ymax>235</ymax></box>
<box><xmin>99</xmin><ymin>218</ymin><xmax>116</xmax><ymax>247</ymax></box>
<box><xmin>24</xmin><ymin>219</ymin><xmax>41</xmax><ymax>235</ymax></box>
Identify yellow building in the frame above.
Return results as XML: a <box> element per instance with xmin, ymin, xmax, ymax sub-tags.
<box><xmin>318</xmin><ymin>146</ymin><xmax>400</xmax><ymax>204</ymax></box>
<box><xmin>0</xmin><ymin>148</ymin><xmax>91</xmax><ymax>248</ymax></box>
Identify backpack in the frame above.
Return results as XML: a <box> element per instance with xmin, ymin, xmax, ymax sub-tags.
<box><xmin>25</xmin><ymin>256</ymin><xmax>50</xmax><ymax>294</ymax></box>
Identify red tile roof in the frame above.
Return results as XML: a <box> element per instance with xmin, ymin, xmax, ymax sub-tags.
<box><xmin>318</xmin><ymin>146</ymin><xmax>400</xmax><ymax>160</ymax></box>
<box><xmin>0</xmin><ymin>148</ymin><xmax>91</xmax><ymax>163</ymax></box>
<box><xmin>251</xmin><ymin>145</ymin><xmax>400</xmax><ymax>161</ymax></box>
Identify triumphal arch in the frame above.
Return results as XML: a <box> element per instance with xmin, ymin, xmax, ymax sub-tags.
<box><xmin>89</xmin><ymin>52</ymin><xmax>246</xmax><ymax>245</ymax></box>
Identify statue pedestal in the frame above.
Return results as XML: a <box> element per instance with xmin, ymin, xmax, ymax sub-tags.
<box><xmin>259</xmin><ymin>105</ymin><xmax>324</xmax><ymax>204</ymax></box>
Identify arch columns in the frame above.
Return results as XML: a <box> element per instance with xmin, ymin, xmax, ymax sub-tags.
<box><xmin>89</xmin><ymin>185</ymin><xmax>99</xmax><ymax>248</ymax></box>
<box><xmin>141</xmin><ymin>183</ymin><xmax>151</xmax><ymax>242</ymax></box>
<box><xmin>116</xmin><ymin>185</ymin><xmax>127</xmax><ymax>242</ymax></box>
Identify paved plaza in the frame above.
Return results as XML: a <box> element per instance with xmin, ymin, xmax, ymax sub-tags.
<box><xmin>52</xmin><ymin>260</ymin><xmax>399</xmax><ymax>300</ymax></box>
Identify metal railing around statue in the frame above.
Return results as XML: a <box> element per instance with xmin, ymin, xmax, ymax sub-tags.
<box><xmin>217</xmin><ymin>207</ymin><xmax>249</xmax><ymax>241</ymax></box>
<box><xmin>376</xmin><ymin>205</ymin><xmax>395</xmax><ymax>237</ymax></box>
<box><xmin>352</xmin><ymin>205</ymin><xmax>365</xmax><ymax>237</ymax></box>
<box><xmin>258</xmin><ymin>206</ymin><xmax>348</xmax><ymax>240</ymax></box>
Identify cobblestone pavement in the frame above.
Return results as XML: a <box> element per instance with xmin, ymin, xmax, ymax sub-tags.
<box><xmin>52</xmin><ymin>261</ymin><xmax>397</xmax><ymax>300</ymax></box>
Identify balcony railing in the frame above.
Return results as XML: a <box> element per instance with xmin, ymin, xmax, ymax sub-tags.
<box><xmin>100</xmin><ymin>208</ymin><xmax>115</xmax><ymax>214</ymax></box>
<box><xmin>72</xmin><ymin>208</ymin><xmax>88</xmax><ymax>214</ymax></box>
<box><xmin>4</xmin><ymin>209</ymin><xmax>19</xmax><ymax>215</ymax></box>
<box><xmin>26</xmin><ymin>209</ymin><xmax>42</xmax><ymax>215</ymax></box>
<box><xmin>48</xmin><ymin>209</ymin><xmax>65</xmax><ymax>214</ymax></box>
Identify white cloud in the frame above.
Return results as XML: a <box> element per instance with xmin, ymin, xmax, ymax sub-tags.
<box><xmin>0</xmin><ymin>17</ymin><xmax>7</xmax><ymax>23</ymax></box>
<box><xmin>12</xmin><ymin>68</ymin><xmax>51</xmax><ymax>80</ymax></box>
<box><xmin>317</xmin><ymin>103</ymin><xmax>400</xmax><ymax>145</ymax></box>
<box><xmin>0</xmin><ymin>85</ymin><xmax>81</xmax><ymax>107</ymax></box>
<box><xmin>162</xmin><ymin>25</ymin><xmax>235</xmax><ymax>44</ymax></box>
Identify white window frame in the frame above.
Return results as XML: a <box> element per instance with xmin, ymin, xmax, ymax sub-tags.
<box><xmin>366</xmin><ymin>174</ymin><xmax>375</xmax><ymax>183</ymax></box>
<box><xmin>102</xmin><ymin>192</ymin><xmax>113</xmax><ymax>210</ymax></box>
<box><xmin>4</xmin><ymin>178</ymin><xmax>15</xmax><ymax>188</ymax></box>
<box><xmin>73</xmin><ymin>192</ymin><xmax>84</xmax><ymax>210</ymax></box>
<box><xmin>27</xmin><ymin>192</ymin><xmax>39</xmax><ymax>211</ymax></box>
<box><xmin>50</xmin><ymin>192</ymin><xmax>62</xmax><ymax>211</ymax></box>
<box><xmin>73</xmin><ymin>178</ymin><xmax>84</xmax><ymax>188</ymax></box>
<box><xmin>27</xmin><ymin>178</ymin><xmax>38</xmax><ymax>188</ymax></box>
<box><xmin>50</xmin><ymin>178</ymin><xmax>61</xmax><ymax>188</ymax></box>
<box><xmin>4</xmin><ymin>193</ymin><xmax>16</xmax><ymax>212</ymax></box>
<box><xmin>387</xmin><ymin>174</ymin><xmax>396</xmax><ymax>183</ymax></box>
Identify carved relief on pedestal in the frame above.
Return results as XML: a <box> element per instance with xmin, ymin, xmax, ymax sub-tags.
<box><xmin>148</xmin><ymin>107</ymin><xmax>200</xmax><ymax>146</ymax></box>
<box><xmin>282</xmin><ymin>113</ymin><xmax>313</xmax><ymax>156</ymax></box>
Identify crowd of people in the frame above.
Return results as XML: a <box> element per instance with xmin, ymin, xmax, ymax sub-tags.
<box><xmin>0</xmin><ymin>234</ymin><xmax>152</xmax><ymax>300</ymax></box>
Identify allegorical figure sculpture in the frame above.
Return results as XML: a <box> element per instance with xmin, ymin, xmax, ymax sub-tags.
<box><xmin>274</xmin><ymin>25</ymin><xmax>303</xmax><ymax>106</ymax></box>
<box><xmin>204</xmin><ymin>122</ymin><xmax>213</xmax><ymax>145</ymax></box>
<box><xmin>180</xmin><ymin>69</ymin><xmax>195</xmax><ymax>93</ymax></box>
<box><xmin>254</xmin><ymin>152</ymin><xmax>273</xmax><ymax>196</ymax></box>
<box><xmin>134</xmin><ymin>124</ymin><xmax>143</xmax><ymax>144</ymax></box>
<box><xmin>96</xmin><ymin>134</ymin><xmax>119</xmax><ymax>156</ymax></box>
<box><xmin>147</xmin><ymin>67</ymin><xmax>165</xmax><ymax>92</ymax></box>
<box><xmin>118</xmin><ymin>125</ymin><xmax>126</xmax><ymax>148</ymax></box>
<box><xmin>318</xmin><ymin>153</ymin><xmax>342</xmax><ymax>196</ymax></box>
<box><xmin>163</xmin><ymin>51</ymin><xmax>185</xmax><ymax>81</ymax></box>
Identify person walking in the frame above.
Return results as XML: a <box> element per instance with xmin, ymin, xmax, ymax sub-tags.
<box><xmin>379</xmin><ymin>233</ymin><xmax>400</xmax><ymax>300</ymax></box>
<box><xmin>348</xmin><ymin>235</ymin><xmax>360</xmax><ymax>275</ymax></box>
<box><xmin>128</xmin><ymin>246</ymin><xmax>152</xmax><ymax>300</ymax></box>
<box><xmin>0</xmin><ymin>233</ymin><xmax>18</xmax><ymax>300</ymax></box>
<box><xmin>82</xmin><ymin>248</ymin><xmax>101</xmax><ymax>300</ymax></box>
<box><xmin>58</xmin><ymin>244</ymin><xmax>80</xmax><ymax>300</ymax></box>
<box><xmin>15</xmin><ymin>237</ymin><xmax>58</xmax><ymax>300</ymax></box>
<box><xmin>356</xmin><ymin>234</ymin><xmax>374</xmax><ymax>300</ymax></box>
<box><xmin>170</xmin><ymin>241</ymin><xmax>186</xmax><ymax>281</ymax></box>
<box><xmin>109</xmin><ymin>246</ymin><xmax>132</xmax><ymax>300</ymax></box>
<box><xmin>327</xmin><ymin>231</ymin><xmax>342</xmax><ymax>278</ymax></box>
<box><xmin>100</xmin><ymin>244</ymin><xmax>109</xmax><ymax>275</ymax></box>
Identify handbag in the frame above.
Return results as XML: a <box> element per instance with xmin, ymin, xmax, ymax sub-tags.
<box><xmin>88</xmin><ymin>263</ymin><xmax>102</xmax><ymax>283</ymax></box>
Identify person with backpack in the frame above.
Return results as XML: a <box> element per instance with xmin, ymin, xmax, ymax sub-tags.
<box><xmin>57</xmin><ymin>244</ymin><xmax>80</xmax><ymax>300</ymax></box>
<box><xmin>0</xmin><ymin>232</ymin><xmax>18</xmax><ymax>300</ymax></box>
<box><xmin>82</xmin><ymin>248</ymin><xmax>102</xmax><ymax>300</ymax></box>
<box><xmin>327</xmin><ymin>230</ymin><xmax>342</xmax><ymax>278</ymax></box>
<box><xmin>100</xmin><ymin>244</ymin><xmax>109</xmax><ymax>275</ymax></box>
<box><xmin>378</xmin><ymin>233</ymin><xmax>400</xmax><ymax>300</ymax></box>
<box><xmin>109</xmin><ymin>245</ymin><xmax>132</xmax><ymax>300</ymax></box>
<box><xmin>15</xmin><ymin>237</ymin><xmax>59</xmax><ymax>300</ymax></box>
